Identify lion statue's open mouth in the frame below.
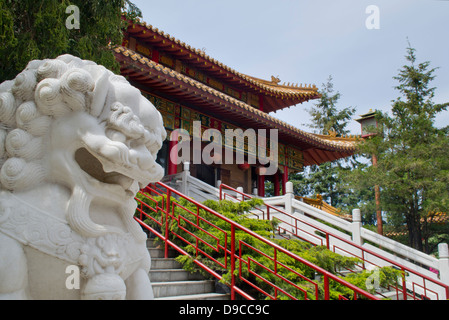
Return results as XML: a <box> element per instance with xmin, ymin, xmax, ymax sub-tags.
<box><xmin>75</xmin><ymin>147</ymin><xmax>139</xmax><ymax>197</ymax></box>
<box><xmin>0</xmin><ymin>54</ymin><xmax>166</xmax><ymax>299</ymax></box>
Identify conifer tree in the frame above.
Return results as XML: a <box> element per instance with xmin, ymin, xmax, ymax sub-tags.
<box><xmin>292</xmin><ymin>76</ymin><xmax>357</xmax><ymax>208</ymax></box>
<box><xmin>0</xmin><ymin>0</ymin><xmax>141</xmax><ymax>82</ymax></box>
<box><xmin>307</xmin><ymin>75</ymin><xmax>355</xmax><ymax>137</ymax></box>
<box><xmin>349</xmin><ymin>45</ymin><xmax>449</xmax><ymax>252</ymax></box>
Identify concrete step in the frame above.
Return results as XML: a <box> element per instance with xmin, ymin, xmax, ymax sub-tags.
<box><xmin>149</xmin><ymin>269</ymin><xmax>205</xmax><ymax>282</ymax></box>
<box><xmin>274</xmin><ymin>233</ymin><xmax>292</xmax><ymax>240</ymax></box>
<box><xmin>148</xmin><ymin>247</ymin><xmax>177</xmax><ymax>258</ymax></box>
<box><xmin>152</xmin><ymin>280</ymin><xmax>216</xmax><ymax>298</ymax></box>
<box><xmin>147</xmin><ymin>237</ymin><xmax>229</xmax><ymax>300</ymax></box>
<box><xmin>155</xmin><ymin>292</ymin><xmax>230</xmax><ymax>300</ymax></box>
<box><xmin>375</xmin><ymin>290</ymin><xmax>407</xmax><ymax>300</ymax></box>
<box><xmin>151</xmin><ymin>258</ymin><xmax>182</xmax><ymax>270</ymax></box>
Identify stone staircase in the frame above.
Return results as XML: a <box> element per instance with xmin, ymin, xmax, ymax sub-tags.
<box><xmin>138</xmin><ymin>180</ymin><xmax>449</xmax><ymax>300</ymax></box>
<box><xmin>147</xmin><ymin>238</ymin><xmax>230</xmax><ymax>300</ymax></box>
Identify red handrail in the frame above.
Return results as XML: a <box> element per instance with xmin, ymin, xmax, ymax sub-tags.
<box><xmin>219</xmin><ymin>183</ymin><xmax>449</xmax><ymax>300</ymax></box>
<box><xmin>135</xmin><ymin>181</ymin><xmax>380</xmax><ymax>300</ymax></box>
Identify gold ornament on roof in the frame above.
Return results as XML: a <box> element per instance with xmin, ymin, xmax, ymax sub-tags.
<box><xmin>328</xmin><ymin>130</ymin><xmax>337</xmax><ymax>138</ymax></box>
<box><xmin>271</xmin><ymin>75</ymin><xmax>281</xmax><ymax>84</ymax></box>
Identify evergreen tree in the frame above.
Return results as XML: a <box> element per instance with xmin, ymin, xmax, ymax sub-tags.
<box><xmin>0</xmin><ymin>0</ymin><xmax>141</xmax><ymax>82</ymax></box>
<box><xmin>291</xmin><ymin>76</ymin><xmax>357</xmax><ymax>208</ymax></box>
<box><xmin>349</xmin><ymin>45</ymin><xmax>449</xmax><ymax>252</ymax></box>
<box><xmin>307</xmin><ymin>75</ymin><xmax>356</xmax><ymax>136</ymax></box>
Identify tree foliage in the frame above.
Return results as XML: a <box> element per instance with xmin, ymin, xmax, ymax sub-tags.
<box><xmin>135</xmin><ymin>193</ymin><xmax>401</xmax><ymax>299</ymax></box>
<box><xmin>291</xmin><ymin>76</ymin><xmax>358</xmax><ymax>209</ymax></box>
<box><xmin>306</xmin><ymin>75</ymin><xmax>356</xmax><ymax>136</ymax></box>
<box><xmin>348</xmin><ymin>45</ymin><xmax>449</xmax><ymax>252</ymax></box>
<box><xmin>0</xmin><ymin>0</ymin><xmax>141</xmax><ymax>82</ymax></box>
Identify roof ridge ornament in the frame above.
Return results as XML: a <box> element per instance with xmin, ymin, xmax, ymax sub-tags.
<box><xmin>271</xmin><ymin>75</ymin><xmax>280</xmax><ymax>84</ymax></box>
<box><xmin>328</xmin><ymin>129</ymin><xmax>338</xmax><ymax>138</ymax></box>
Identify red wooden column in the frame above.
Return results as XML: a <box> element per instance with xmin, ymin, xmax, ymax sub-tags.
<box><xmin>274</xmin><ymin>170</ymin><xmax>280</xmax><ymax>196</ymax></box>
<box><xmin>257</xmin><ymin>173</ymin><xmax>265</xmax><ymax>197</ymax></box>
<box><xmin>168</xmin><ymin>130</ymin><xmax>178</xmax><ymax>175</ymax></box>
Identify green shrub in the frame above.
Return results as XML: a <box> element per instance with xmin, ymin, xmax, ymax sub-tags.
<box><xmin>135</xmin><ymin>192</ymin><xmax>402</xmax><ymax>300</ymax></box>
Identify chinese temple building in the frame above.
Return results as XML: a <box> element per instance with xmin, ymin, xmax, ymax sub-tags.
<box><xmin>113</xmin><ymin>19</ymin><xmax>358</xmax><ymax>197</ymax></box>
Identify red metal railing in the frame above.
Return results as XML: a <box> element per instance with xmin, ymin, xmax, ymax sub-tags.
<box><xmin>135</xmin><ymin>181</ymin><xmax>380</xmax><ymax>300</ymax></box>
<box><xmin>219</xmin><ymin>183</ymin><xmax>449</xmax><ymax>300</ymax></box>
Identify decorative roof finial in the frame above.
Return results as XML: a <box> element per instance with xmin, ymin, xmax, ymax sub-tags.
<box><xmin>271</xmin><ymin>75</ymin><xmax>281</xmax><ymax>85</ymax></box>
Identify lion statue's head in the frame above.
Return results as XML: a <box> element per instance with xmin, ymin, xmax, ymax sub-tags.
<box><xmin>0</xmin><ymin>54</ymin><xmax>166</xmax><ymax>239</ymax></box>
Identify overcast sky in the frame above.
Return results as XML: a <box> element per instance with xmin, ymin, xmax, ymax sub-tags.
<box><xmin>132</xmin><ymin>0</ymin><xmax>449</xmax><ymax>135</ymax></box>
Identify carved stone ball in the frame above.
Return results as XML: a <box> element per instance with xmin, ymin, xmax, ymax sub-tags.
<box><xmin>81</xmin><ymin>273</ymin><xmax>127</xmax><ymax>300</ymax></box>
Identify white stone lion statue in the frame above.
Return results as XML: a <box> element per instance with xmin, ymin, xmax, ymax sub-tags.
<box><xmin>0</xmin><ymin>54</ymin><xmax>166</xmax><ymax>299</ymax></box>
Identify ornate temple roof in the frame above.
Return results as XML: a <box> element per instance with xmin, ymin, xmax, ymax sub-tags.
<box><xmin>113</xmin><ymin>46</ymin><xmax>358</xmax><ymax>166</ymax></box>
<box><xmin>123</xmin><ymin>19</ymin><xmax>320</xmax><ymax>113</ymax></box>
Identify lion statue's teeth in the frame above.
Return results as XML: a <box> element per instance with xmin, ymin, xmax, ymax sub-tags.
<box><xmin>103</xmin><ymin>172</ymin><xmax>134</xmax><ymax>191</ymax></box>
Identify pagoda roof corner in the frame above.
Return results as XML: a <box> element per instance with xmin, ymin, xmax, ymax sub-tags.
<box><xmin>123</xmin><ymin>18</ymin><xmax>320</xmax><ymax>112</ymax></box>
<box><xmin>113</xmin><ymin>45</ymin><xmax>358</xmax><ymax>166</ymax></box>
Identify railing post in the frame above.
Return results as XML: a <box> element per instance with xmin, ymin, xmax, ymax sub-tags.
<box><xmin>253</xmin><ymin>187</ymin><xmax>258</xmax><ymax>196</ymax></box>
<box><xmin>183</xmin><ymin>161</ymin><xmax>190</xmax><ymax>172</ymax></box>
<box><xmin>284</xmin><ymin>181</ymin><xmax>294</xmax><ymax>233</ymax></box>
<box><xmin>284</xmin><ymin>181</ymin><xmax>293</xmax><ymax>214</ymax></box>
<box><xmin>230</xmin><ymin>225</ymin><xmax>236</xmax><ymax>300</ymax></box>
<box><xmin>438</xmin><ymin>243</ymin><xmax>449</xmax><ymax>290</ymax></box>
<box><xmin>324</xmin><ymin>275</ymin><xmax>330</xmax><ymax>300</ymax></box>
<box><xmin>401</xmin><ymin>268</ymin><xmax>407</xmax><ymax>300</ymax></box>
<box><xmin>139</xmin><ymin>200</ymin><xmax>143</xmax><ymax>220</ymax></box>
<box><xmin>237</xmin><ymin>186</ymin><xmax>244</xmax><ymax>201</ymax></box>
<box><xmin>168</xmin><ymin>131</ymin><xmax>178</xmax><ymax>175</ymax></box>
<box><xmin>351</xmin><ymin>209</ymin><xmax>363</xmax><ymax>246</ymax></box>
<box><xmin>181</xmin><ymin>161</ymin><xmax>190</xmax><ymax>196</ymax></box>
<box><xmin>164</xmin><ymin>189</ymin><xmax>171</xmax><ymax>259</ymax></box>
